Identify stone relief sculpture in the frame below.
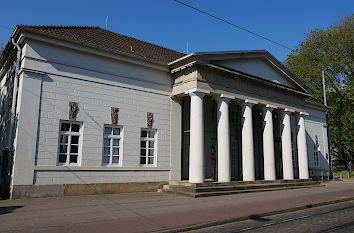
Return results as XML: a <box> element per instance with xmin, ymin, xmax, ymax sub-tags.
<box><xmin>111</xmin><ymin>107</ymin><xmax>119</xmax><ymax>125</ymax></box>
<box><xmin>147</xmin><ymin>112</ymin><xmax>153</xmax><ymax>128</ymax></box>
<box><xmin>69</xmin><ymin>101</ymin><xmax>78</xmax><ymax>121</ymax></box>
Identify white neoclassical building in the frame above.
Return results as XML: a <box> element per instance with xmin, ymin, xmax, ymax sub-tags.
<box><xmin>0</xmin><ymin>25</ymin><xmax>330</xmax><ymax>198</ymax></box>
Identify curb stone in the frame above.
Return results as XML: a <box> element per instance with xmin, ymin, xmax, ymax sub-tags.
<box><xmin>153</xmin><ymin>196</ymin><xmax>354</xmax><ymax>233</ymax></box>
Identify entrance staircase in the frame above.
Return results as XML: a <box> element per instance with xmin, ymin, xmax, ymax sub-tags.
<box><xmin>159</xmin><ymin>179</ymin><xmax>324</xmax><ymax>198</ymax></box>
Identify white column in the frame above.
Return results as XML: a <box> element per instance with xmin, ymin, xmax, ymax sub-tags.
<box><xmin>185</xmin><ymin>88</ymin><xmax>210</xmax><ymax>183</ymax></box>
<box><xmin>281</xmin><ymin>109</ymin><xmax>295</xmax><ymax>180</ymax></box>
<box><xmin>262</xmin><ymin>104</ymin><xmax>277</xmax><ymax>181</ymax></box>
<box><xmin>217</xmin><ymin>94</ymin><xmax>235</xmax><ymax>182</ymax></box>
<box><xmin>242</xmin><ymin>99</ymin><xmax>258</xmax><ymax>181</ymax></box>
<box><xmin>297</xmin><ymin>112</ymin><xmax>310</xmax><ymax>179</ymax></box>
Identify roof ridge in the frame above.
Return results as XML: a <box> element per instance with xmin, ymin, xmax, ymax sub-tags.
<box><xmin>18</xmin><ymin>24</ymin><xmax>100</xmax><ymax>29</ymax></box>
<box><xmin>19</xmin><ymin>25</ymin><xmax>185</xmax><ymax>56</ymax></box>
<box><xmin>99</xmin><ymin>28</ymin><xmax>185</xmax><ymax>56</ymax></box>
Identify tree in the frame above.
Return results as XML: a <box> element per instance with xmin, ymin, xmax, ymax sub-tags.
<box><xmin>0</xmin><ymin>43</ymin><xmax>4</xmax><ymax>57</ymax></box>
<box><xmin>285</xmin><ymin>14</ymin><xmax>353</xmax><ymax>165</ymax></box>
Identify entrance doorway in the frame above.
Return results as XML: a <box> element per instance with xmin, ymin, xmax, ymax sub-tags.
<box><xmin>181</xmin><ymin>97</ymin><xmax>190</xmax><ymax>180</ymax></box>
<box><xmin>253</xmin><ymin>107</ymin><xmax>264</xmax><ymax>180</ymax></box>
<box><xmin>273</xmin><ymin>111</ymin><xmax>283</xmax><ymax>179</ymax></box>
<box><xmin>230</xmin><ymin>102</ymin><xmax>242</xmax><ymax>180</ymax></box>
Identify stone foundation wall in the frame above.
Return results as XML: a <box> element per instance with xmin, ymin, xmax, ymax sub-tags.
<box><xmin>11</xmin><ymin>181</ymin><xmax>167</xmax><ymax>199</ymax></box>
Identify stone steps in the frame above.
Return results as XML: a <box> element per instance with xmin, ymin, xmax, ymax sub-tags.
<box><xmin>168</xmin><ymin>179</ymin><xmax>315</xmax><ymax>187</ymax></box>
<box><xmin>160</xmin><ymin>180</ymin><xmax>324</xmax><ymax>198</ymax></box>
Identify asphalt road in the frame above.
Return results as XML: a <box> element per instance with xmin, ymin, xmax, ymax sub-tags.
<box><xmin>189</xmin><ymin>200</ymin><xmax>354</xmax><ymax>233</ymax></box>
<box><xmin>0</xmin><ymin>181</ymin><xmax>353</xmax><ymax>233</ymax></box>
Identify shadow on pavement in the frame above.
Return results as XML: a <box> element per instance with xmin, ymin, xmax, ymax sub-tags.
<box><xmin>0</xmin><ymin>206</ymin><xmax>23</xmax><ymax>215</ymax></box>
<box><xmin>249</xmin><ymin>214</ymin><xmax>271</xmax><ymax>222</ymax></box>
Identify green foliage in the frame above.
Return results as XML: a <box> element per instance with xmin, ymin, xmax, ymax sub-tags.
<box><xmin>0</xmin><ymin>43</ymin><xmax>4</xmax><ymax>57</ymax></box>
<box><xmin>333</xmin><ymin>166</ymin><xmax>353</xmax><ymax>178</ymax></box>
<box><xmin>285</xmin><ymin>14</ymin><xmax>353</xmax><ymax>164</ymax></box>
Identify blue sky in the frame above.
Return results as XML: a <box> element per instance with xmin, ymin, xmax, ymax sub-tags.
<box><xmin>0</xmin><ymin>0</ymin><xmax>352</xmax><ymax>62</ymax></box>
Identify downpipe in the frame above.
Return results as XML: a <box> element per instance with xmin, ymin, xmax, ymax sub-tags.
<box><xmin>8</xmin><ymin>38</ymin><xmax>21</xmax><ymax>148</ymax></box>
<box><xmin>7</xmin><ymin>37</ymin><xmax>21</xmax><ymax>198</ymax></box>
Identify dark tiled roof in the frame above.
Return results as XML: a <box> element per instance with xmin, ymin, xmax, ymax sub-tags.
<box><xmin>305</xmin><ymin>98</ymin><xmax>329</xmax><ymax>109</ymax></box>
<box><xmin>18</xmin><ymin>25</ymin><xmax>185</xmax><ymax>64</ymax></box>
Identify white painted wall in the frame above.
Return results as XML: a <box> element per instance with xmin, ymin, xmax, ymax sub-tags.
<box><xmin>214</xmin><ymin>59</ymin><xmax>295</xmax><ymax>88</ymax></box>
<box><xmin>305</xmin><ymin>107</ymin><xmax>330</xmax><ymax>177</ymax></box>
<box><xmin>12</xmin><ymin>72</ymin><xmax>42</xmax><ymax>185</ymax></box>
<box><xmin>13</xmin><ymin>38</ymin><xmax>173</xmax><ymax>185</ymax></box>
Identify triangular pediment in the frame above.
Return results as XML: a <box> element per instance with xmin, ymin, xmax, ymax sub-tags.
<box><xmin>214</xmin><ymin>58</ymin><xmax>295</xmax><ymax>88</ymax></box>
<box><xmin>194</xmin><ymin>51</ymin><xmax>312</xmax><ymax>94</ymax></box>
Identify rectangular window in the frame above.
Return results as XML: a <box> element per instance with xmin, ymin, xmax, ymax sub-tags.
<box><xmin>103</xmin><ymin>126</ymin><xmax>122</xmax><ymax>166</ymax></box>
<box><xmin>314</xmin><ymin>151</ymin><xmax>319</xmax><ymax>166</ymax></box>
<box><xmin>140</xmin><ymin>129</ymin><xmax>156</xmax><ymax>166</ymax></box>
<box><xmin>58</xmin><ymin>121</ymin><xmax>82</xmax><ymax>165</ymax></box>
<box><xmin>313</xmin><ymin>135</ymin><xmax>320</xmax><ymax>167</ymax></box>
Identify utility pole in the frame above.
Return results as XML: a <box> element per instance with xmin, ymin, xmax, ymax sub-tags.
<box><xmin>106</xmin><ymin>16</ymin><xmax>109</xmax><ymax>30</ymax></box>
<box><xmin>322</xmin><ymin>70</ymin><xmax>333</xmax><ymax>179</ymax></box>
<box><xmin>322</xmin><ymin>70</ymin><xmax>327</xmax><ymax>106</ymax></box>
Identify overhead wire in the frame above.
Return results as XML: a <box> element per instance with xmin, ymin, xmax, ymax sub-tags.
<box><xmin>173</xmin><ymin>0</ymin><xmax>294</xmax><ymax>51</ymax></box>
<box><xmin>0</xmin><ymin>26</ymin><xmax>13</xmax><ymax>30</ymax></box>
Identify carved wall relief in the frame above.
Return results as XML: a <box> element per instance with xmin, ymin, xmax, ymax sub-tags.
<box><xmin>147</xmin><ymin>112</ymin><xmax>153</xmax><ymax>129</ymax></box>
<box><xmin>111</xmin><ymin>107</ymin><xmax>119</xmax><ymax>125</ymax></box>
<box><xmin>69</xmin><ymin>101</ymin><xmax>78</xmax><ymax>121</ymax></box>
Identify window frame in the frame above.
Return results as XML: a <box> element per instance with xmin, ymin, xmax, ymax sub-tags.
<box><xmin>313</xmin><ymin>135</ymin><xmax>320</xmax><ymax>167</ymax></box>
<box><xmin>314</xmin><ymin>150</ymin><xmax>319</xmax><ymax>167</ymax></box>
<box><xmin>140</xmin><ymin>129</ymin><xmax>157</xmax><ymax>167</ymax></box>
<box><xmin>57</xmin><ymin>120</ymin><xmax>83</xmax><ymax>166</ymax></box>
<box><xmin>102</xmin><ymin>125</ymin><xmax>123</xmax><ymax>166</ymax></box>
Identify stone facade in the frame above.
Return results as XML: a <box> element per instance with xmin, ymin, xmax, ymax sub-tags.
<box><xmin>0</xmin><ymin>27</ymin><xmax>330</xmax><ymax>198</ymax></box>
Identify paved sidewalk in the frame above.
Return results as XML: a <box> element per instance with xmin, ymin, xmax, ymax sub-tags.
<box><xmin>0</xmin><ymin>180</ymin><xmax>353</xmax><ymax>233</ymax></box>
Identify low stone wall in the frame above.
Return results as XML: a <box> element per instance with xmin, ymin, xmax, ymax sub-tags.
<box><xmin>11</xmin><ymin>181</ymin><xmax>167</xmax><ymax>199</ymax></box>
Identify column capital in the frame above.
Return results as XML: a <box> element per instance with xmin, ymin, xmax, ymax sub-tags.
<box><xmin>216</xmin><ymin>94</ymin><xmax>235</xmax><ymax>103</ymax></box>
<box><xmin>281</xmin><ymin>108</ymin><xmax>296</xmax><ymax>114</ymax></box>
<box><xmin>185</xmin><ymin>88</ymin><xmax>210</xmax><ymax>96</ymax></box>
<box><xmin>219</xmin><ymin>93</ymin><xmax>235</xmax><ymax>101</ymax></box>
<box><xmin>260</xmin><ymin>104</ymin><xmax>278</xmax><ymax>111</ymax></box>
<box><xmin>243</xmin><ymin>99</ymin><xmax>258</xmax><ymax>106</ymax></box>
<box><xmin>299</xmin><ymin>111</ymin><xmax>309</xmax><ymax>116</ymax></box>
<box><xmin>294</xmin><ymin>111</ymin><xmax>310</xmax><ymax>118</ymax></box>
<box><xmin>266</xmin><ymin>104</ymin><xmax>278</xmax><ymax>109</ymax></box>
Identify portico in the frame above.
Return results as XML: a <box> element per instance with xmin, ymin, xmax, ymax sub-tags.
<box><xmin>169</xmin><ymin>51</ymin><xmax>312</xmax><ymax>184</ymax></box>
